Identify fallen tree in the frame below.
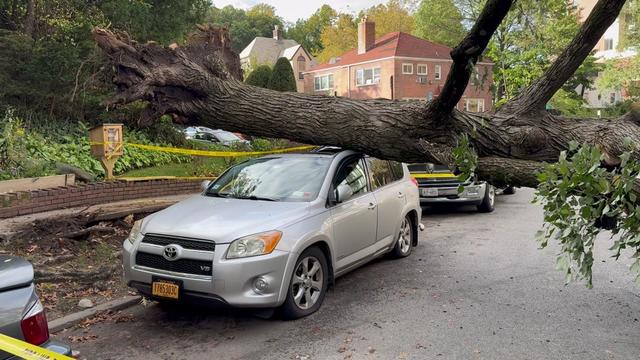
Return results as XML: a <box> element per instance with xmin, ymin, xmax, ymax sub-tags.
<box><xmin>92</xmin><ymin>0</ymin><xmax>640</xmax><ymax>286</ymax></box>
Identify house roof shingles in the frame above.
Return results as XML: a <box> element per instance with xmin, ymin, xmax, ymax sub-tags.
<box><xmin>308</xmin><ymin>32</ymin><xmax>490</xmax><ymax>72</ymax></box>
<box><xmin>239</xmin><ymin>37</ymin><xmax>301</xmax><ymax>64</ymax></box>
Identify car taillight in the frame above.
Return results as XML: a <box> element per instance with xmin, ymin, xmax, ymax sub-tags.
<box><xmin>21</xmin><ymin>300</ymin><xmax>49</xmax><ymax>346</ymax></box>
<box><xmin>410</xmin><ymin>177</ymin><xmax>419</xmax><ymax>187</ymax></box>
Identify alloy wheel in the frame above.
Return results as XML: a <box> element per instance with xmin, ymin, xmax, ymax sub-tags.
<box><xmin>398</xmin><ymin>217</ymin><xmax>412</xmax><ymax>254</ymax></box>
<box><xmin>291</xmin><ymin>256</ymin><xmax>323</xmax><ymax>310</ymax></box>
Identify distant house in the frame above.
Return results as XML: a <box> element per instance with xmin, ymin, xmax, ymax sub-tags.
<box><xmin>574</xmin><ymin>0</ymin><xmax>637</xmax><ymax>110</ymax></box>
<box><xmin>302</xmin><ymin>18</ymin><xmax>493</xmax><ymax>112</ymax></box>
<box><xmin>239</xmin><ymin>25</ymin><xmax>316</xmax><ymax>92</ymax></box>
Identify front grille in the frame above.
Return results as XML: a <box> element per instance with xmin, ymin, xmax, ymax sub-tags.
<box><xmin>142</xmin><ymin>234</ymin><xmax>215</xmax><ymax>252</ymax></box>
<box><xmin>135</xmin><ymin>252</ymin><xmax>213</xmax><ymax>276</ymax></box>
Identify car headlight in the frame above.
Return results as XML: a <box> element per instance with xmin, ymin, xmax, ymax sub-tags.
<box><xmin>127</xmin><ymin>220</ymin><xmax>143</xmax><ymax>244</ymax></box>
<box><xmin>463</xmin><ymin>186</ymin><xmax>481</xmax><ymax>196</ymax></box>
<box><xmin>226</xmin><ymin>231</ymin><xmax>282</xmax><ymax>259</ymax></box>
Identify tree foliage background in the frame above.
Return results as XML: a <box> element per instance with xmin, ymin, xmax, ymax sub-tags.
<box><xmin>0</xmin><ymin>0</ymin><xmax>625</xmax><ymax>124</ymax></box>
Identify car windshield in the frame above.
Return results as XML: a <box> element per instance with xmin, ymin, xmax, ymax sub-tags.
<box><xmin>206</xmin><ymin>156</ymin><xmax>331</xmax><ymax>202</ymax></box>
<box><xmin>215</xmin><ymin>131</ymin><xmax>241</xmax><ymax>141</ymax></box>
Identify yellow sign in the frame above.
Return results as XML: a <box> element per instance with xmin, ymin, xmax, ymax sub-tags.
<box><xmin>0</xmin><ymin>333</ymin><xmax>74</xmax><ymax>360</ymax></box>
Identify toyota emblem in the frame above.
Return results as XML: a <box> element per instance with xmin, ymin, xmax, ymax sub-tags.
<box><xmin>163</xmin><ymin>245</ymin><xmax>180</xmax><ymax>261</ymax></box>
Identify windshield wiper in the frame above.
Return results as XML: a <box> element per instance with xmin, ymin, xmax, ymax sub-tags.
<box><xmin>235</xmin><ymin>195</ymin><xmax>278</xmax><ymax>202</ymax></box>
<box><xmin>206</xmin><ymin>192</ymin><xmax>229</xmax><ymax>198</ymax></box>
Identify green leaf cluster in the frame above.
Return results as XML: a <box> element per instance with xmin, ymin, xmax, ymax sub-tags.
<box><xmin>0</xmin><ymin>110</ymin><xmax>187</xmax><ymax>180</ymax></box>
<box><xmin>451</xmin><ymin>133</ymin><xmax>478</xmax><ymax>187</ymax></box>
<box><xmin>535</xmin><ymin>142</ymin><xmax>640</xmax><ymax>288</ymax></box>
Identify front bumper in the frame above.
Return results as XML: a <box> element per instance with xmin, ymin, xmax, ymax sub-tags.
<box><xmin>419</xmin><ymin>183</ymin><xmax>486</xmax><ymax>205</ymax></box>
<box><xmin>123</xmin><ymin>239</ymin><xmax>291</xmax><ymax>308</ymax></box>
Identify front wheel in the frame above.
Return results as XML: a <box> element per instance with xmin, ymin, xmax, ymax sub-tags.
<box><xmin>477</xmin><ymin>184</ymin><xmax>496</xmax><ymax>213</ymax></box>
<box><xmin>391</xmin><ymin>214</ymin><xmax>414</xmax><ymax>258</ymax></box>
<box><xmin>281</xmin><ymin>247</ymin><xmax>329</xmax><ymax>320</ymax></box>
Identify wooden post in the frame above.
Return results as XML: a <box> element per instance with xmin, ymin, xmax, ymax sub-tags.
<box><xmin>89</xmin><ymin>124</ymin><xmax>124</xmax><ymax>180</ymax></box>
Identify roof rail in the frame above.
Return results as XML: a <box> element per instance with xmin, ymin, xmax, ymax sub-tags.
<box><xmin>310</xmin><ymin>146</ymin><xmax>343</xmax><ymax>154</ymax></box>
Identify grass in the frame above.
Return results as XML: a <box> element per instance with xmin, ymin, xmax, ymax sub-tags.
<box><xmin>119</xmin><ymin>157</ymin><xmax>229</xmax><ymax>178</ymax></box>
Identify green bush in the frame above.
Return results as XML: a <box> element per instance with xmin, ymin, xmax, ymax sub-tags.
<box><xmin>245</xmin><ymin>65</ymin><xmax>272</xmax><ymax>88</ymax></box>
<box><xmin>268</xmin><ymin>57</ymin><xmax>297</xmax><ymax>92</ymax></box>
<box><xmin>0</xmin><ymin>111</ymin><xmax>189</xmax><ymax>180</ymax></box>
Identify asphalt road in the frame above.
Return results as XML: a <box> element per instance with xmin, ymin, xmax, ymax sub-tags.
<box><xmin>55</xmin><ymin>188</ymin><xmax>640</xmax><ymax>360</ymax></box>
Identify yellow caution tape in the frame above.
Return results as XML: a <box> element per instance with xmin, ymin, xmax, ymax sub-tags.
<box><xmin>411</xmin><ymin>173</ymin><xmax>458</xmax><ymax>179</ymax></box>
<box><xmin>90</xmin><ymin>142</ymin><xmax>315</xmax><ymax>157</ymax></box>
<box><xmin>0</xmin><ymin>333</ymin><xmax>74</xmax><ymax>360</ymax></box>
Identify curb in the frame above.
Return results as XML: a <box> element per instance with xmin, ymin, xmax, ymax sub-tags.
<box><xmin>49</xmin><ymin>295</ymin><xmax>141</xmax><ymax>333</ymax></box>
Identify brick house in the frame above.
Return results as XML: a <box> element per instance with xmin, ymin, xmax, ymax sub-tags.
<box><xmin>302</xmin><ymin>18</ymin><xmax>493</xmax><ymax>112</ymax></box>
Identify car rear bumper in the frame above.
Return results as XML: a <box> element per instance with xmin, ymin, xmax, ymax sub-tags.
<box><xmin>6</xmin><ymin>339</ymin><xmax>72</xmax><ymax>359</ymax></box>
<box><xmin>123</xmin><ymin>240</ymin><xmax>291</xmax><ymax>308</ymax></box>
<box><xmin>419</xmin><ymin>183</ymin><xmax>486</xmax><ymax>205</ymax></box>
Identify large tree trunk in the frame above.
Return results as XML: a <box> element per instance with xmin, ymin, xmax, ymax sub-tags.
<box><xmin>24</xmin><ymin>0</ymin><xmax>35</xmax><ymax>37</ymax></box>
<box><xmin>92</xmin><ymin>1</ymin><xmax>638</xmax><ymax>189</ymax></box>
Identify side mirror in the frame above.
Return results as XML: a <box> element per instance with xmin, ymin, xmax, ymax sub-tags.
<box><xmin>335</xmin><ymin>184</ymin><xmax>353</xmax><ymax>203</ymax></box>
<box><xmin>201</xmin><ymin>180</ymin><xmax>211</xmax><ymax>191</ymax></box>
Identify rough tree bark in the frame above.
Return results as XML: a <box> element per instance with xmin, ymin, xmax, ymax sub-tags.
<box><xmin>92</xmin><ymin>0</ymin><xmax>639</xmax><ymax>188</ymax></box>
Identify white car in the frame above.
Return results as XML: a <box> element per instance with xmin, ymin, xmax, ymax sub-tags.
<box><xmin>123</xmin><ymin>148</ymin><xmax>422</xmax><ymax>319</ymax></box>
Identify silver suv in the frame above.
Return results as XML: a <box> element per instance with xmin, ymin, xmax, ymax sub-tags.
<box><xmin>123</xmin><ymin>149</ymin><xmax>422</xmax><ymax>319</ymax></box>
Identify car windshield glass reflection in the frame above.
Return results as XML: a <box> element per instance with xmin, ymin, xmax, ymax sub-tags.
<box><xmin>206</xmin><ymin>156</ymin><xmax>331</xmax><ymax>202</ymax></box>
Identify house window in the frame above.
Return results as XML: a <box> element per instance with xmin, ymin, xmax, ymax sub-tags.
<box><xmin>464</xmin><ymin>98</ymin><xmax>485</xmax><ymax>113</ymax></box>
<box><xmin>356</xmin><ymin>67</ymin><xmax>381</xmax><ymax>86</ymax></box>
<box><xmin>604</xmin><ymin>38</ymin><xmax>614</xmax><ymax>50</ymax></box>
<box><xmin>314</xmin><ymin>74</ymin><xmax>334</xmax><ymax>91</ymax></box>
<box><xmin>402</xmin><ymin>63</ymin><xmax>413</xmax><ymax>74</ymax></box>
<box><xmin>297</xmin><ymin>55</ymin><xmax>306</xmax><ymax>80</ymax></box>
<box><xmin>434</xmin><ymin>65</ymin><xmax>442</xmax><ymax>80</ymax></box>
<box><xmin>417</xmin><ymin>64</ymin><xmax>428</xmax><ymax>75</ymax></box>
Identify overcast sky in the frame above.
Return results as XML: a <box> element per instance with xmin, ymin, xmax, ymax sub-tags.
<box><xmin>212</xmin><ymin>0</ymin><xmax>388</xmax><ymax>23</ymax></box>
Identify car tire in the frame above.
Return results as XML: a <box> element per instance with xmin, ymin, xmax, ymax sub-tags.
<box><xmin>391</xmin><ymin>214</ymin><xmax>414</xmax><ymax>258</ymax></box>
<box><xmin>502</xmin><ymin>185</ymin><xmax>516</xmax><ymax>195</ymax></box>
<box><xmin>477</xmin><ymin>184</ymin><xmax>496</xmax><ymax>213</ymax></box>
<box><xmin>281</xmin><ymin>247</ymin><xmax>329</xmax><ymax>320</ymax></box>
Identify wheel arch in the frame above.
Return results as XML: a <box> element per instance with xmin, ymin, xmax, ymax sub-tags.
<box><xmin>304</xmin><ymin>240</ymin><xmax>335</xmax><ymax>286</ymax></box>
<box><xmin>406</xmin><ymin>209</ymin><xmax>419</xmax><ymax>246</ymax></box>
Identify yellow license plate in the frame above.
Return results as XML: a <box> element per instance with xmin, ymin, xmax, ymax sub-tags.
<box><xmin>152</xmin><ymin>281</ymin><xmax>180</xmax><ymax>299</ymax></box>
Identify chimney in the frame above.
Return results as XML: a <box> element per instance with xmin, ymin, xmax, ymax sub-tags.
<box><xmin>273</xmin><ymin>25</ymin><xmax>282</xmax><ymax>41</ymax></box>
<box><xmin>358</xmin><ymin>17</ymin><xmax>375</xmax><ymax>54</ymax></box>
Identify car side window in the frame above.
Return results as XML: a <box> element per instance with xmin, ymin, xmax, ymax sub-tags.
<box><xmin>388</xmin><ymin>161</ymin><xmax>404</xmax><ymax>181</ymax></box>
<box><xmin>333</xmin><ymin>158</ymin><xmax>368</xmax><ymax>197</ymax></box>
<box><xmin>366</xmin><ymin>158</ymin><xmax>395</xmax><ymax>189</ymax></box>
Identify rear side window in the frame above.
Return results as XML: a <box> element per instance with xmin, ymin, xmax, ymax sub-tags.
<box><xmin>388</xmin><ymin>161</ymin><xmax>404</xmax><ymax>181</ymax></box>
<box><xmin>366</xmin><ymin>158</ymin><xmax>395</xmax><ymax>189</ymax></box>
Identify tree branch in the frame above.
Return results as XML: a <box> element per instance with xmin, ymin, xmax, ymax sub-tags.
<box><xmin>428</xmin><ymin>0</ymin><xmax>513</xmax><ymax>116</ymax></box>
<box><xmin>500</xmin><ymin>0</ymin><xmax>627</xmax><ymax>115</ymax></box>
<box><xmin>93</xmin><ymin>26</ymin><xmax>640</xmax><ymax>190</ymax></box>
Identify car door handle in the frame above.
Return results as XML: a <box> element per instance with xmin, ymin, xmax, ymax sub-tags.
<box><xmin>397</xmin><ymin>192</ymin><xmax>404</xmax><ymax>198</ymax></box>
<box><xmin>368</xmin><ymin>203</ymin><xmax>377</xmax><ymax>210</ymax></box>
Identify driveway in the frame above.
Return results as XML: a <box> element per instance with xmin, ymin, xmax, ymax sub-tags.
<box><xmin>55</xmin><ymin>188</ymin><xmax>640</xmax><ymax>359</ymax></box>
